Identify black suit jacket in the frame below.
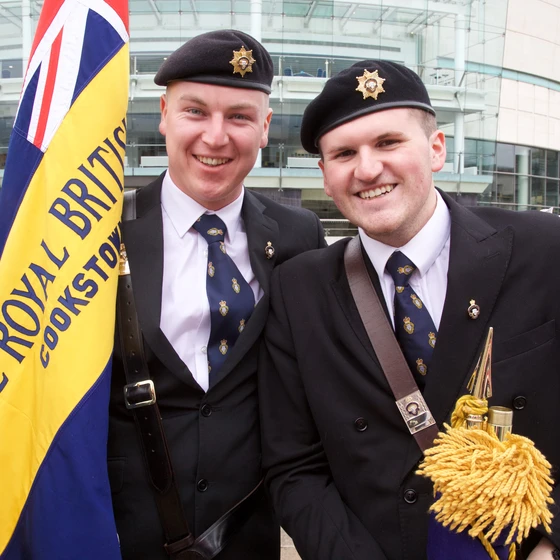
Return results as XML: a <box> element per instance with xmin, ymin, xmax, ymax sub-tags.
<box><xmin>108</xmin><ymin>174</ymin><xmax>326</xmax><ymax>560</ymax></box>
<box><xmin>260</xmin><ymin>191</ymin><xmax>560</xmax><ymax>560</ymax></box>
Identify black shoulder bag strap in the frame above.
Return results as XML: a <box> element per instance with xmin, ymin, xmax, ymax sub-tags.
<box><xmin>117</xmin><ymin>190</ymin><xmax>264</xmax><ymax>560</ymax></box>
<box><xmin>343</xmin><ymin>236</ymin><xmax>439</xmax><ymax>453</ymax></box>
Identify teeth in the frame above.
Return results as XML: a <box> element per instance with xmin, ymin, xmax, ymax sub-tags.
<box><xmin>197</xmin><ymin>156</ymin><xmax>229</xmax><ymax>166</ymax></box>
<box><xmin>358</xmin><ymin>185</ymin><xmax>394</xmax><ymax>199</ymax></box>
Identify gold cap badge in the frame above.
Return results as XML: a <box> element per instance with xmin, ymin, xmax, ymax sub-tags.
<box><xmin>230</xmin><ymin>46</ymin><xmax>256</xmax><ymax>77</ymax></box>
<box><xmin>356</xmin><ymin>69</ymin><xmax>386</xmax><ymax>100</ymax></box>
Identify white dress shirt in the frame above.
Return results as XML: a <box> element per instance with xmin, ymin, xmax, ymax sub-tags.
<box><xmin>359</xmin><ymin>190</ymin><xmax>451</xmax><ymax>330</ymax></box>
<box><xmin>160</xmin><ymin>172</ymin><xmax>263</xmax><ymax>392</ymax></box>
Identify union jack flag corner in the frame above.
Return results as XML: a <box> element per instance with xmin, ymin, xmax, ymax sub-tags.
<box><xmin>0</xmin><ymin>0</ymin><xmax>129</xmax><ymax>558</ymax></box>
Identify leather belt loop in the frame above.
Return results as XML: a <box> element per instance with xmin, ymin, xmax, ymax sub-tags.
<box><xmin>344</xmin><ymin>236</ymin><xmax>439</xmax><ymax>453</ymax></box>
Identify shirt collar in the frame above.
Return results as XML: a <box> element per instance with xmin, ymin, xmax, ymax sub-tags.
<box><xmin>161</xmin><ymin>171</ymin><xmax>245</xmax><ymax>240</ymax></box>
<box><xmin>359</xmin><ymin>189</ymin><xmax>451</xmax><ymax>279</ymax></box>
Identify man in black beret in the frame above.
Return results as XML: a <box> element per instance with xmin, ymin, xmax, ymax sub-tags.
<box><xmin>107</xmin><ymin>29</ymin><xmax>326</xmax><ymax>560</ymax></box>
<box><xmin>259</xmin><ymin>60</ymin><xmax>560</xmax><ymax>559</ymax></box>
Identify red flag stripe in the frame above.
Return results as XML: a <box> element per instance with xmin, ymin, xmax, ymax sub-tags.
<box><xmin>105</xmin><ymin>0</ymin><xmax>129</xmax><ymax>32</ymax></box>
<box><xmin>29</xmin><ymin>0</ymin><xmax>65</xmax><ymax>61</ymax></box>
<box><xmin>33</xmin><ymin>29</ymin><xmax>63</xmax><ymax>150</ymax></box>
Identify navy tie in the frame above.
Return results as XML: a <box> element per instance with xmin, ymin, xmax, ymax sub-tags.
<box><xmin>193</xmin><ymin>214</ymin><xmax>255</xmax><ymax>382</ymax></box>
<box><xmin>386</xmin><ymin>251</ymin><xmax>437</xmax><ymax>386</ymax></box>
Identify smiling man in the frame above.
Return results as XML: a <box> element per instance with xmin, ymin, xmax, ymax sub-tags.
<box><xmin>259</xmin><ymin>60</ymin><xmax>560</xmax><ymax>559</ymax></box>
<box><xmin>107</xmin><ymin>30</ymin><xmax>326</xmax><ymax>560</ymax></box>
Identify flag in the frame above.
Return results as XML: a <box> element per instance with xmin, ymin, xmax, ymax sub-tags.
<box><xmin>0</xmin><ymin>0</ymin><xmax>129</xmax><ymax>558</ymax></box>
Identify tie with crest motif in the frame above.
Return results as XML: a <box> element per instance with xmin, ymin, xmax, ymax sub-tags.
<box><xmin>386</xmin><ymin>251</ymin><xmax>437</xmax><ymax>388</ymax></box>
<box><xmin>193</xmin><ymin>214</ymin><xmax>255</xmax><ymax>384</ymax></box>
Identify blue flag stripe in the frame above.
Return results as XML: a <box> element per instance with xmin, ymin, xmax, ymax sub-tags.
<box><xmin>0</xmin><ymin>358</ymin><xmax>120</xmax><ymax>560</ymax></box>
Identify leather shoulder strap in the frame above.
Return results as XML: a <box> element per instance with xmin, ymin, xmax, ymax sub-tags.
<box><xmin>123</xmin><ymin>189</ymin><xmax>137</xmax><ymax>222</ymax></box>
<box><xmin>344</xmin><ymin>236</ymin><xmax>438</xmax><ymax>453</ymax></box>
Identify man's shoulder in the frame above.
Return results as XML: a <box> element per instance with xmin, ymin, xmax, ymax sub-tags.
<box><xmin>278</xmin><ymin>236</ymin><xmax>349</xmax><ymax>274</ymax></box>
<box><xmin>246</xmin><ymin>190</ymin><xmax>318</xmax><ymax>224</ymax></box>
<box><xmin>469</xmin><ymin>205</ymin><xmax>560</xmax><ymax>240</ymax></box>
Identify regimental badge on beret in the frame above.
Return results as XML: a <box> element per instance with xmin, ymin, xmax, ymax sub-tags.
<box><xmin>356</xmin><ymin>69</ymin><xmax>386</xmax><ymax>100</ymax></box>
<box><xmin>230</xmin><ymin>46</ymin><xmax>256</xmax><ymax>77</ymax></box>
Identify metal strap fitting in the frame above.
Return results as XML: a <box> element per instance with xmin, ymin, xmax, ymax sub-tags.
<box><xmin>123</xmin><ymin>379</ymin><xmax>156</xmax><ymax>409</ymax></box>
<box><xmin>395</xmin><ymin>390</ymin><xmax>436</xmax><ymax>435</ymax></box>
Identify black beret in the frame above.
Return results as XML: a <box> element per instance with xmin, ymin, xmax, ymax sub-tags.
<box><xmin>154</xmin><ymin>29</ymin><xmax>273</xmax><ymax>94</ymax></box>
<box><xmin>301</xmin><ymin>60</ymin><xmax>435</xmax><ymax>154</ymax></box>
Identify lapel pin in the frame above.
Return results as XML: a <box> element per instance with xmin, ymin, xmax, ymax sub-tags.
<box><xmin>264</xmin><ymin>241</ymin><xmax>275</xmax><ymax>260</ymax></box>
<box><xmin>467</xmin><ymin>299</ymin><xmax>480</xmax><ymax>320</ymax></box>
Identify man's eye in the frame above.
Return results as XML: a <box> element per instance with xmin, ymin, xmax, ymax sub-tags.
<box><xmin>335</xmin><ymin>150</ymin><xmax>354</xmax><ymax>158</ymax></box>
<box><xmin>379</xmin><ymin>139</ymin><xmax>399</xmax><ymax>147</ymax></box>
<box><xmin>187</xmin><ymin>108</ymin><xmax>203</xmax><ymax>116</ymax></box>
<box><xmin>232</xmin><ymin>114</ymin><xmax>249</xmax><ymax>120</ymax></box>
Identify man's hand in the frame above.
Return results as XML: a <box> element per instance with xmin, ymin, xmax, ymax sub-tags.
<box><xmin>526</xmin><ymin>537</ymin><xmax>557</xmax><ymax>559</ymax></box>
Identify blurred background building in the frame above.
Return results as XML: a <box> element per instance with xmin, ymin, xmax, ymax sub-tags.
<box><xmin>1</xmin><ymin>0</ymin><xmax>560</xmax><ymax>237</ymax></box>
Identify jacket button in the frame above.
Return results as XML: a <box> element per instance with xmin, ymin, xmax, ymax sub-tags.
<box><xmin>403</xmin><ymin>489</ymin><xmax>417</xmax><ymax>504</ymax></box>
<box><xmin>512</xmin><ymin>396</ymin><xmax>527</xmax><ymax>410</ymax></box>
<box><xmin>354</xmin><ymin>417</ymin><xmax>368</xmax><ymax>432</ymax></box>
<box><xmin>200</xmin><ymin>404</ymin><xmax>212</xmax><ymax>417</ymax></box>
<box><xmin>197</xmin><ymin>479</ymin><xmax>209</xmax><ymax>492</ymax></box>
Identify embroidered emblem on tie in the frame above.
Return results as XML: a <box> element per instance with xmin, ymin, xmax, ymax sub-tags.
<box><xmin>232</xmin><ymin>278</ymin><xmax>241</xmax><ymax>293</ymax></box>
<box><xmin>219</xmin><ymin>300</ymin><xmax>229</xmax><ymax>316</ymax></box>
<box><xmin>398</xmin><ymin>265</ymin><xmax>414</xmax><ymax>275</ymax></box>
<box><xmin>219</xmin><ymin>340</ymin><xmax>228</xmax><ymax>355</ymax></box>
<box><xmin>208</xmin><ymin>262</ymin><xmax>215</xmax><ymax>277</ymax></box>
<box><xmin>411</xmin><ymin>294</ymin><xmax>423</xmax><ymax>309</ymax></box>
<box><xmin>238</xmin><ymin>319</ymin><xmax>246</xmax><ymax>333</ymax></box>
<box><xmin>428</xmin><ymin>332</ymin><xmax>436</xmax><ymax>348</ymax></box>
<box><xmin>403</xmin><ymin>317</ymin><xmax>415</xmax><ymax>334</ymax></box>
<box><xmin>416</xmin><ymin>359</ymin><xmax>428</xmax><ymax>376</ymax></box>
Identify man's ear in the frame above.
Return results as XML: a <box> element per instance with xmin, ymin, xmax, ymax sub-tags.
<box><xmin>158</xmin><ymin>93</ymin><xmax>168</xmax><ymax>136</ymax></box>
<box><xmin>260</xmin><ymin>107</ymin><xmax>273</xmax><ymax>149</ymax></box>
<box><xmin>430</xmin><ymin>130</ymin><xmax>446</xmax><ymax>172</ymax></box>
<box><xmin>318</xmin><ymin>159</ymin><xmax>333</xmax><ymax>198</ymax></box>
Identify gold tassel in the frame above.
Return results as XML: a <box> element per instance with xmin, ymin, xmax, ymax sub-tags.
<box><xmin>418</xmin><ymin>396</ymin><xmax>554</xmax><ymax>549</ymax></box>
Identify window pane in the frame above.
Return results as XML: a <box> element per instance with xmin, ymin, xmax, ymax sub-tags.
<box><xmin>531</xmin><ymin>148</ymin><xmax>546</xmax><ymax>177</ymax></box>
<box><xmin>496</xmin><ymin>174</ymin><xmax>515</xmax><ymax>208</ymax></box>
<box><xmin>531</xmin><ymin>177</ymin><xmax>545</xmax><ymax>206</ymax></box>
<box><xmin>547</xmin><ymin>151</ymin><xmax>559</xmax><ymax>179</ymax></box>
<box><xmin>496</xmin><ymin>144</ymin><xmax>515</xmax><ymax>173</ymax></box>
<box><xmin>546</xmin><ymin>179</ymin><xmax>559</xmax><ymax>207</ymax></box>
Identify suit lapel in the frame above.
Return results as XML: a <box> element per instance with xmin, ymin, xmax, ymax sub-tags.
<box><xmin>210</xmin><ymin>190</ymin><xmax>279</xmax><ymax>387</ymax></box>
<box><xmin>402</xmin><ymin>194</ymin><xmax>514</xmax><ymax>475</ymax></box>
<box><xmin>123</xmin><ymin>176</ymin><xmax>200</xmax><ymax>389</ymax></box>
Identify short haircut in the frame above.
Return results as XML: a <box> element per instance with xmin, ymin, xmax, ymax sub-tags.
<box><xmin>415</xmin><ymin>109</ymin><xmax>437</xmax><ymax>138</ymax></box>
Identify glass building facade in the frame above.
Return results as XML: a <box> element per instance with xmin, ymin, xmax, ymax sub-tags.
<box><xmin>1</xmin><ymin>0</ymin><xmax>560</xmax><ymax>234</ymax></box>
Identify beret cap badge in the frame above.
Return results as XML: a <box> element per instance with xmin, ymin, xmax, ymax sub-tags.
<box><xmin>356</xmin><ymin>69</ymin><xmax>386</xmax><ymax>100</ymax></box>
<box><xmin>230</xmin><ymin>46</ymin><xmax>256</xmax><ymax>77</ymax></box>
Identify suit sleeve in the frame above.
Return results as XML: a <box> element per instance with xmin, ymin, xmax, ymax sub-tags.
<box><xmin>259</xmin><ymin>265</ymin><xmax>388</xmax><ymax>560</ymax></box>
<box><xmin>313</xmin><ymin>212</ymin><xmax>328</xmax><ymax>250</ymax></box>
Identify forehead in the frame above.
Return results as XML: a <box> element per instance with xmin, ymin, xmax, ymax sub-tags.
<box><xmin>319</xmin><ymin>107</ymin><xmax>421</xmax><ymax>148</ymax></box>
<box><xmin>166</xmin><ymin>80</ymin><xmax>268</xmax><ymax>111</ymax></box>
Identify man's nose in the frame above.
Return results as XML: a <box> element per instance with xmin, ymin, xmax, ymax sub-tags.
<box><xmin>354</xmin><ymin>149</ymin><xmax>383</xmax><ymax>182</ymax></box>
<box><xmin>202</xmin><ymin>115</ymin><xmax>228</xmax><ymax>147</ymax></box>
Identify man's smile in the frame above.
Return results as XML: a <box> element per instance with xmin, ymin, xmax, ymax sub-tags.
<box><xmin>357</xmin><ymin>184</ymin><xmax>395</xmax><ymax>199</ymax></box>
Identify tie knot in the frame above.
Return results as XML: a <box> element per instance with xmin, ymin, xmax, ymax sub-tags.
<box><xmin>386</xmin><ymin>251</ymin><xmax>416</xmax><ymax>287</ymax></box>
<box><xmin>193</xmin><ymin>213</ymin><xmax>227</xmax><ymax>244</ymax></box>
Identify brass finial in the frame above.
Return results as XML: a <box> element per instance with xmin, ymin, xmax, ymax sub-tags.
<box><xmin>467</xmin><ymin>327</ymin><xmax>493</xmax><ymax>400</ymax></box>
